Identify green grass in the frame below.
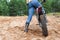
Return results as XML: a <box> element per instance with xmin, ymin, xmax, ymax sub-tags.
<box><xmin>46</xmin><ymin>12</ymin><xmax>60</xmax><ymax>16</ymax></box>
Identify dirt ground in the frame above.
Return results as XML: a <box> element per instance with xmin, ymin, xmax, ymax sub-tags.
<box><xmin>0</xmin><ymin>15</ymin><xmax>60</xmax><ymax>40</ymax></box>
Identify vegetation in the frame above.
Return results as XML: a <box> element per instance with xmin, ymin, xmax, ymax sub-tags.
<box><xmin>0</xmin><ymin>0</ymin><xmax>60</xmax><ymax>16</ymax></box>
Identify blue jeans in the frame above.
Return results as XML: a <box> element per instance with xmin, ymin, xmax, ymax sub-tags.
<box><xmin>26</xmin><ymin>1</ymin><xmax>45</xmax><ymax>24</ymax></box>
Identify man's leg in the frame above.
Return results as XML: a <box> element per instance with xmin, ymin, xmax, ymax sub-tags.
<box><xmin>25</xmin><ymin>7</ymin><xmax>34</xmax><ymax>32</ymax></box>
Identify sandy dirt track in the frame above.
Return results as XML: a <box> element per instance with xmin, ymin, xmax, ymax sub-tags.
<box><xmin>0</xmin><ymin>15</ymin><xmax>60</xmax><ymax>40</ymax></box>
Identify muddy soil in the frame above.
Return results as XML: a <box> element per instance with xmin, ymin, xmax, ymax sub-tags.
<box><xmin>0</xmin><ymin>15</ymin><xmax>60</xmax><ymax>40</ymax></box>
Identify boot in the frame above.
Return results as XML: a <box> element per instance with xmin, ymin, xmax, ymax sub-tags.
<box><xmin>24</xmin><ymin>23</ymin><xmax>29</xmax><ymax>32</ymax></box>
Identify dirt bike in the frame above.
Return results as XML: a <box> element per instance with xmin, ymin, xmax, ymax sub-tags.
<box><xmin>36</xmin><ymin>7</ymin><xmax>48</xmax><ymax>36</ymax></box>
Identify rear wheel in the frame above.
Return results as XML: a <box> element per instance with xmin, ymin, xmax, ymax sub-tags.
<box><xmin>40</xmin><ymin>15</ymin><xmax>48</xmax><ymax>36</ymax></box>
<box><xmin>36</xmin><ymin>13</ymin><xmax>48</xmax><ymax>36</ymax></box>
